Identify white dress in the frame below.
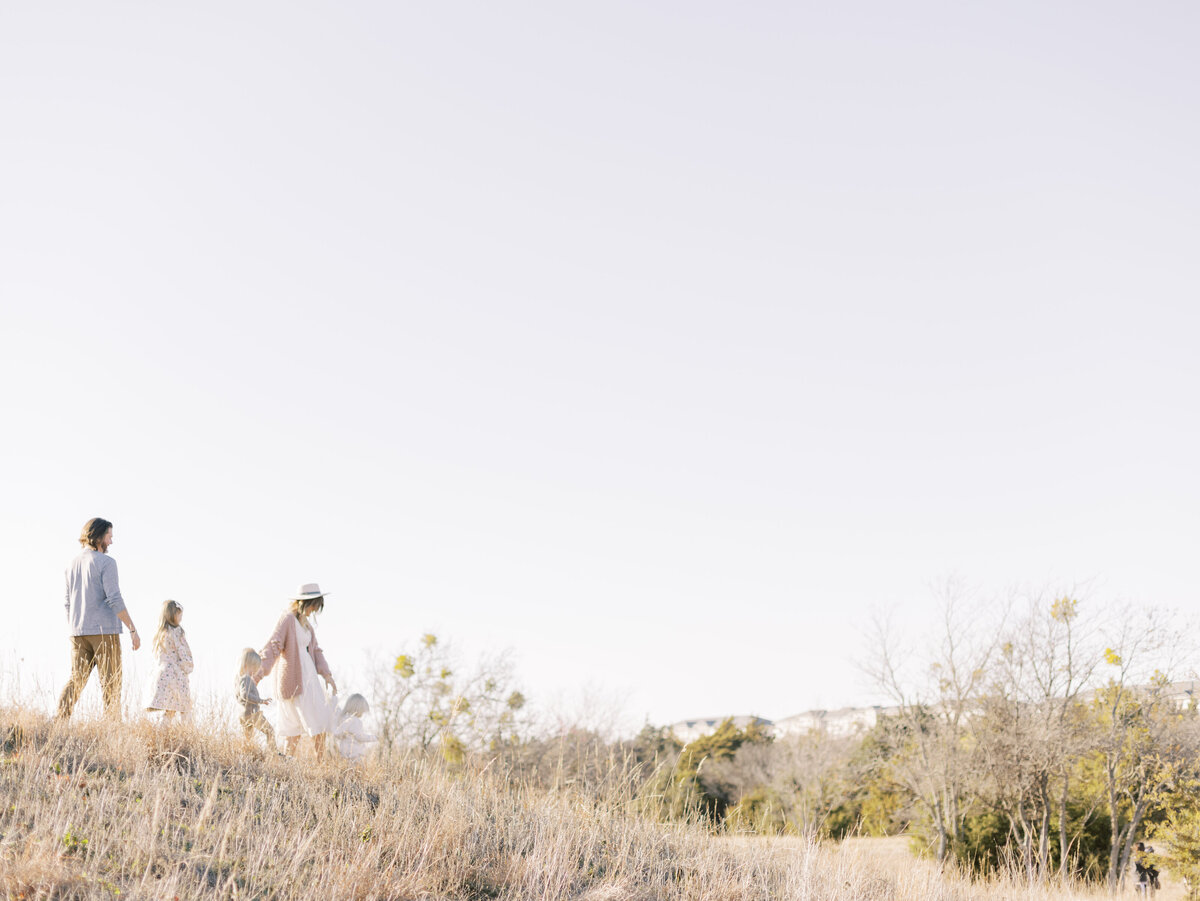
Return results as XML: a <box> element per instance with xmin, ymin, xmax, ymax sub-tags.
<box><xmin>335</xmin><ymin>715</ymin><xmax>378</xmax><ymax>761</ymax></box>
<box><xmin>275</xmin><ymin>620</ymin><xmax>336</xmax><ymax>738</ymax></box>
<box><xmin>144</xmin><ymin>627</ymin><xmax>193</xmax><ymax>715</ymax></box>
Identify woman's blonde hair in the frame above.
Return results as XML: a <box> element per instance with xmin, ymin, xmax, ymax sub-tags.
<box><xmin>153</xmin><ymin>600</ymin><xmax>184</xmax><ymax>654</ymax></box>
<box><xmin>342</xmin><ymin>693</ymin><xmax>369</xmax><ymax>718</ymax></box>
<box><xmin>289</xmin><ymin>596</ymin><xmax>324</xmax><ymax>630</ymax></box>
<box><xmin>239</xmin><ymin>647</ymin><xmax>262</xmax><ymax>676</ymax></box>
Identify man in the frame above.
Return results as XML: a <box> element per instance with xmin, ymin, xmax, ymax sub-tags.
<box><xmin>57</xmin><ymin>517</ymin><xmax>140</xmax><ymax>719</ymax></box>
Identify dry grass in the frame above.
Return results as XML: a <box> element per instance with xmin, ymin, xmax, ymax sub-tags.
<box><xmin>0</xmin><ymin>708</ymin><xmax>1124</xmax><ymax>900</ymax></box>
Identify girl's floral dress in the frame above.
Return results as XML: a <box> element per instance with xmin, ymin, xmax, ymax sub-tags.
<box><xmin>144</xmin><ymin>627</ymin><xmax>193</xmax><ymax>715</ymax></box>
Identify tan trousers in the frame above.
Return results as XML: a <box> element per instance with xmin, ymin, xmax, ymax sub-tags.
<box><xmin>57</xmin><ymin>634</ymin><xmax>122</xmax><ymax>719</ymax></box>
<box><xmin>241</xmin><ymin>709</ymin><xmax>275</xmax><ymax>741</ymax></box>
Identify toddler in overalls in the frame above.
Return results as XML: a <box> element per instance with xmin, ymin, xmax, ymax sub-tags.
<box><xmin>237</xmin><ymin>648</ymin><xmax>275</xmax><ymax>745</ymax></box>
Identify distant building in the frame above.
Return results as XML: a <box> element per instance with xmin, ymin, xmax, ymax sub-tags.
<box><xmin>1073</xmin><ymin>680</ymin><xmax>1200</xmax><ymax>712</ymax></box>
<box><xmin>1163</xmin><ymin>680</ymin><xmax>1200</xmax><ymax>709</ymax></box>
<box><xmin>667</xmin><ymin>708</ymin><xmax>895</xmax><ymax>743</ymax></box>
<box><xmin>667</xmin><ymin>715</ymin><xmax>773</xmax><ymax>744</ymax></box>
<box><xmin>668</xmin><ymin>682</ymin><xmax>1197</xmax><ymax>746</ymax></box>
<box><xmin>774</xmin><ymin>705</ymin><xmax>900</xmax><ymax>738</ymax></box>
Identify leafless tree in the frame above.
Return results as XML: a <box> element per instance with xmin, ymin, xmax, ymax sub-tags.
<box><xmin>370</xmin><ymin>633</ymin><xmax>530</xmax><ymax>760</ymax></box>
<box><xmin>862</xmin><ymin>579</ymin><xmax>1004</xmax><ymax>863</ymax></box>
<box><xmin>1090</xmin><ymin>606</ymin><xmax>1197</xmax><ymax>892</ymax></box>
<box><xmin>972</xmin><ymin>591</ymin><xmax>1101</xmax><ymax>883</ymax></box>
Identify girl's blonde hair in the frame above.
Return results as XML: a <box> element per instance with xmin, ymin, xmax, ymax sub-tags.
<box><xmin>239</xmin><ymin>647</ymin><xmax>262</xmax><ymax>676</ymax></box>
<box><xmin>342</xmin><ymin>693</ymin><xmax>369</xmax><ymax>718</ymax></box>
<box><xmin>289</xmin><ymin>596</ymin><xmax>324</xmax><ymax>631</ymax></box>
<box><xmin>153</xmin><ymin>600</ymin><xmax>184</xmax><ymax>654</ymax></box>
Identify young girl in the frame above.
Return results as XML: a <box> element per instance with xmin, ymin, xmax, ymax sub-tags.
<box><xmin>144</xmin><ymin>600</ymin><xmax>193</xmax><ymax>720</ymax></box>
<box><xmin>334</xmin><ymin>693</ymin><xmax>378</xmax><ymax>762</ymax></box>
<box><xmin>237</xmin><ymin>648</ymin><xmax>275</xmax><ymax>745</ymax></box>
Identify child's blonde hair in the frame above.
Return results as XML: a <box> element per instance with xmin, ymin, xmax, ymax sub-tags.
<box><xmin>342</xmin><ymin>693</ymin><xmax>369</xmax><ymax>718</ymax></box>
<box><xmin>239</xmin><ymin>647</ymin><xmax>262</xmax><ymax>676</ymax></box>
<box><xmin>152</xmin><ymin>600</ymin><xmax>184</xmax><ymax>655</ymax></box>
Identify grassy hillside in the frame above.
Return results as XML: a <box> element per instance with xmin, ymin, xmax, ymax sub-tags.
<box><xmin>0</xmin><ymin>708</ymin><xmax>1120</xmax><ymax>900</ymax></box>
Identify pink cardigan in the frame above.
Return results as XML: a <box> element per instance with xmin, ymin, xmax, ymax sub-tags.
<box><xmin>255</xmin><ymin>612</ymin><xmax>332</xmax><ymax>699</ymax></box>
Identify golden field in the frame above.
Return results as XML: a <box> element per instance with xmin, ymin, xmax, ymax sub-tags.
<box><xmin>0</xmin><ymin>709</ymin><xmax>1156</xmax><ymax>900</ymax></box>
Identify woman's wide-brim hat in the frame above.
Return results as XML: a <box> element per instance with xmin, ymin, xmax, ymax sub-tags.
<box><xmin>290</xmin><ymin>583</ymin><xmax>330</xmax><ymax>601</ymax></box>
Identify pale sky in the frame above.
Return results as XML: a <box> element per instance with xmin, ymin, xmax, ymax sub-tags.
<box><xmin>1</xmin><ymin>2</ymin><xmax>1198</xmax><ymax>731</ymax></box>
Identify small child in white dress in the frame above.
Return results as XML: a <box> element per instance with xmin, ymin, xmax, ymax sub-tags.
<box><xmin>237</xmin><ymin>648</ymin><xmax>275</xmax><ymax>745</ymax></box>
<box><xmin>334</xmin><ymin>693</ymin><xmax>378</xmax><ymax>762</ymax></box>
<box><xmin>144</xmin><ymin>600</ymin><xmax>193</xmax><ymax>720</ymax></box>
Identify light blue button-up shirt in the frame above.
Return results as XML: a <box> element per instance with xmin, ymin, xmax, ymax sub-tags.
<box><xmin>65</xmin><ymin>548</ymin><xmax>127</xmax><ymax>636</ymax></box>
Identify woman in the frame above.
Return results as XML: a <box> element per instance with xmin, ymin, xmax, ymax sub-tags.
<box><xmin>255</xmin><ymin>583</ymin><xmax>338</xmax><ymax>758</ymax></box>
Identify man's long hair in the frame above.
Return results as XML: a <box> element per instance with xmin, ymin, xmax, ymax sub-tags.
<box><xmin>79</xmin><ymin>518</ymin><xmax>113</xmax><ymax>549</ymax></box>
